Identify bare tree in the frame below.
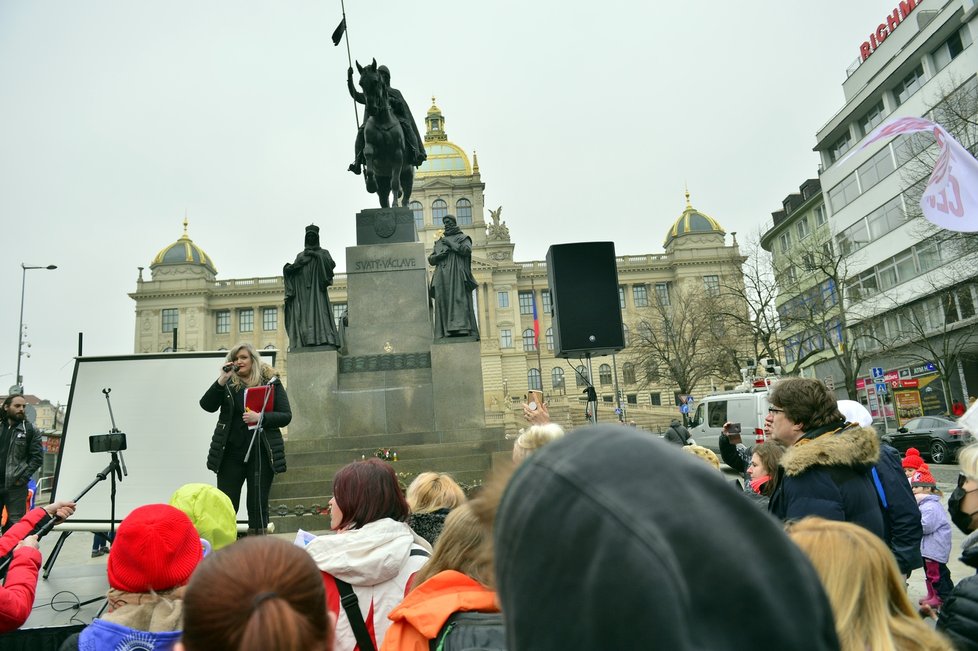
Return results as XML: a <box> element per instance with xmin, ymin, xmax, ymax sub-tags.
<box><xmin>717</xmin><ymin>229</ymin><xmax>781</xmax><ymax>366</ymax></box>
<box><xmin>869</xmin><ymin>272</ymin><xmax>978</xmax><ymax>407</ymax></box>
<box><xmin>773</xmin><ymin>227</ymin><xmax>872</xmax><ymax>398</ymax></box>
<box><xmin>629</xmin><ymin>281</ymin><xmax>741</xmax><ymax>399</ymax></box>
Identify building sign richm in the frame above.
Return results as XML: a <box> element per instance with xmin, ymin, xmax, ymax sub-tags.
<box><xmin>860</xmin><ymin>0</ymin><xmax>919</xmax><ymax>62</ymax></box>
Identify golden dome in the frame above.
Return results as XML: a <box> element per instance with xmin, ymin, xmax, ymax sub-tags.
<box><xmin>151</xmin><ymin>219</ymin><xmax>217</xmax><ymax>273</ymax></box>
<box><xmin>664</xmin><ymin>190</ymin><xmax>726</xmax><ymax>247</ymax></box>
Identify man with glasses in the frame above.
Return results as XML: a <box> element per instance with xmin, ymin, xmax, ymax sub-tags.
<box><xmin>765</xmin><ymin>378</ymin><xmax>884</xmax><ymax>537</ymax></box>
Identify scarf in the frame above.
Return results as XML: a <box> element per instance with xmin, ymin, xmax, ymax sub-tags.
<box><xmin>749</xmin><ymin>475</ymin><xmax>770</xmax><ymax>494</ymax></box>
<box><xmin>103</xmin><ymin>586</ymin><xmax>186</xmax><ymax>632</ymax></box>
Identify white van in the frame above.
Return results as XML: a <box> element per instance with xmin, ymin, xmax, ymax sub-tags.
<box><xmin>687</xmin><ymin>389</ymin><xmax>770</xmax><ymax>455</ymax></box>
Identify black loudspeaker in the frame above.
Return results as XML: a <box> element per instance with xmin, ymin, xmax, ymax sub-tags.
<box><xmin>546</xmin><ymin>242</ymin><xmax>625</xmax><ymax>358</ymax></box>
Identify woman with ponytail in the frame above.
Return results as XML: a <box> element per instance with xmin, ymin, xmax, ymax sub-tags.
<box><xmin>178</xmin><ymin>537</ymin><xmax>333</xmax><ymax>651</ymax></box>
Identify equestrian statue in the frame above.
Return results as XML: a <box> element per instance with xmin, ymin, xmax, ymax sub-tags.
<box><xmin>347</xmin><ymin>60</ymin><xmax>426</xmax><ymax>208</ymax></box>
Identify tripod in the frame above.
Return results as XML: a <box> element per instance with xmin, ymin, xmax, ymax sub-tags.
<box><xmin>42</xmin><ymin>388</ymin><xmax>127</xmax><ymax>580</ymax></box>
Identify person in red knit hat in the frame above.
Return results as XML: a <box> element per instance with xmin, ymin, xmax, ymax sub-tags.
<box><xmin>59</xmin><ymin>503</ymin><xmax>205</xmax><ymax>650</ymax></box>
<box><xmin>903</xmin><ymin>448</ymin><xmax>927</xmax><ymax>479</ymax></box>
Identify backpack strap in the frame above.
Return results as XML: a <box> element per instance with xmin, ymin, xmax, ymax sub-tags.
<box><xmin>335</xmin><ymin>578</ymin><xmax>376</xmax><ymax>651</ymax></box>
<box><xmin>871</xmin><ymin>466</ymin><xmax>888</xmax><ymax>509</ymax></box>
<box><xmin>410</xmin><ymin>547</ymin><xmax>431</xmax><ymax>558</ymax></box>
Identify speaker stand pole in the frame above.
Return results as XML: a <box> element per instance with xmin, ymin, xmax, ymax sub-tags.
<box><xmin>585</xmin><ymin>354</ymin><xmax>597</xmax><ymax>424</ymax></box>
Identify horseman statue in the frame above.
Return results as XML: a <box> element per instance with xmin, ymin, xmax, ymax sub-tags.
<box><xmin>347</xmin><ymin>60</ymin><xmax>426</xmax><ymax>208</ymax></box>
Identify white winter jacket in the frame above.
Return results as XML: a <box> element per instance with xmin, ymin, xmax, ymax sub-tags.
<box><xmin>305</xmin><ymin>518</ymin><xmax>431</xmax><ymax>650</ymax></box>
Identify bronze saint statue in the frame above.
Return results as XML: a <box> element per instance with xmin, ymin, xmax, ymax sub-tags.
<box><xmin>347</xmin><ymin>60</ymin><xmax>425</xmax><ymax>208</ymax></box>
<box><xmin>283</xmin><ymin>224</ymin><xmax>339</xmax><ymax>350</ymax></box>
<box><xmin>428</xmin><ymin>215</ymin><xmax>479</xmax><ymax>339</ymax></box>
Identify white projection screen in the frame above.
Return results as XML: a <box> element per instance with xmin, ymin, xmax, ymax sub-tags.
<box><xmin>53</xmin><ymin>351</ymin><xmax>276</xmax><ymax>525</ymax></box>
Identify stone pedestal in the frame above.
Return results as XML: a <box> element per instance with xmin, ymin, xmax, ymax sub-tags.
<box><xmin>286</xmin><ymin>348</ymin><xmax>338</xmax><ymax>439</ymax></box>
<box><xmin>432</xmin><ymin>341</ymin><xmax>486</xmax><ymax>430</ymax></box>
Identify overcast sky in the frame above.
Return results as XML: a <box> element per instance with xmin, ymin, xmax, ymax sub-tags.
<box><xmin>0</xmin><ymin>1</ymin><xmax>894</xmax><ymax>406</ymax></box>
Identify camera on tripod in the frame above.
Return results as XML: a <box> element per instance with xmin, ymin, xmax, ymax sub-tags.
<box><xmin>89</xmin><ymin>432</ymin><xmax>127</xmax><ymax>454</ymax></box>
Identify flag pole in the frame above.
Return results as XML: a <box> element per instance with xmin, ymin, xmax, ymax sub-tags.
<box><xmin>338</xmin><ymin>0</ymin><xmax>359</xmax><ymax>127</ymax></box>
<box><xmin>531</xmin><ymin>277</ymin><xmax>544</xmax><ymax>388</ymax></box>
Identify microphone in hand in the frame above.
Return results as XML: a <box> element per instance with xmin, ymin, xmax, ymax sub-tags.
<box><xmin>223</xmin><ymin>363</ymin><xmax>236</xmax><ymax>373</ymax></box>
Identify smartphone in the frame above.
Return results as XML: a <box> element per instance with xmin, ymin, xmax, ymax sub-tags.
<box><xmin>727</xmin><ymin>423</ymin><xmax>742</xmax><ymax>444</ymax></box>
<box><xmin>527</xmin><ymin>390</ymin><xmax>543</xmax><ymax>411</ymax></box>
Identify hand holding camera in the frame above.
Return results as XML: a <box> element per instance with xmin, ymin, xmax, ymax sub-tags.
<box><xmin>723</xmin><ymin>422</ymin><xmax>743</xmax><ymax>445</ymax></box>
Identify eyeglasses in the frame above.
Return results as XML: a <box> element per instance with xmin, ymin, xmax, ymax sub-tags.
<box><xmin>768</xmin><ymin>407</ymin><xmax>785</xmax><ymax>414</ymax></box>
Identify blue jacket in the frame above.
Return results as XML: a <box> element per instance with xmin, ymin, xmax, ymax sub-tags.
<box><xmin>873</xmin><ymin>442</ymin><xmax>923</xmax><ymax>574</ymax></box>
<box><xmin>769</xmin><ymin>423</ymin><xmax>884</xmax><ymax>538</ymax></box>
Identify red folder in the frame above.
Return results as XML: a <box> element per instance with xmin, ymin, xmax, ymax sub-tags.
<box><xmin>244</xmin><ymin>386</ymin><xmax>275</xmax><ymax>417</ymax></box>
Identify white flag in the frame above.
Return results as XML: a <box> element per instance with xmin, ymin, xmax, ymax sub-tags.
<box><xmin>843</xmin><ymin>116</ymin><xmax>978</xmax><ymax>232</ymax></box>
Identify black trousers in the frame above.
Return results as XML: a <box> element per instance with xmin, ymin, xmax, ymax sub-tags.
<box><xmin>217</xmin><ymin>442</ymin><xmax>273</xmax><ymax>530</ymax></box>
<box><xmin>0</xmin><ymin>484</ymin><xmax>29</xmax><ymax>534</ymax></box>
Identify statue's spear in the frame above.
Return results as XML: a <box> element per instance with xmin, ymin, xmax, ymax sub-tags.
<box><xmin>331</xmin><ymin>0</ymin><xmax>359</xmax><ymax>126</ymax></box>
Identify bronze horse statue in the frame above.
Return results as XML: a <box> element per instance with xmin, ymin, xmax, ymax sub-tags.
<box><xmin>356</xmin><ymin>59</ymin><xmax>414</xmax><ymax>208</ymax></box>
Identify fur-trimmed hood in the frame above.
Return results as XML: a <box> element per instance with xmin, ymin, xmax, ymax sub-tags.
<box><xmin>781</xmin><ymin>425</ymin><xmax>880</xmax><ymax>477</ymax></box>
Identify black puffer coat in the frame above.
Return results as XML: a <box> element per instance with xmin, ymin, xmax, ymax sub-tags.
<box><xmin>199</xmin><ymin>365</ymin><xmax>290</xmax><ymax>474</ymax></box>
<box><xmin>769</xmin><ymin>423</ymin><xmax>884</xmax><ymax>538</ymax></box>
<box><xmin>938</xmin><ymin>529</ymin><xmax>978</xmax><ymax>651</ymax></box>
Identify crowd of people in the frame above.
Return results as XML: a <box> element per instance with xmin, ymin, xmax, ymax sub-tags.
<box><xmin>3</xmin><ymin>367</ymin><xmax>978</xmax><ymax>650</ymax></box>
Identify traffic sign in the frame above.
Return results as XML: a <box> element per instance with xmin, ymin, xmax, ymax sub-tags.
<box><xmin>875</xmin><ymin>382</ymin><xmax>888</xmax><ymax>395</ymax></box>
<box><xmin>686</xmin><ymin>395</ymin><xmax>694</xmax><ymax>405</ymax></box>
<box><xmin>679</xmin><ymin>404</ymin><xmax>689</xmax><ymax>414</ymax></box>
<box><xmin>871</xmin><ymin>367</ymin><xmax>884</xmax><ymax>379</ymax></box>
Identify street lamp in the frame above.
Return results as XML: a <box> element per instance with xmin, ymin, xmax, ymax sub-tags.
<box><xmin>13</xmin><ymin>263</ymin><xmax>57</xmax><ymax>395</ymax></box>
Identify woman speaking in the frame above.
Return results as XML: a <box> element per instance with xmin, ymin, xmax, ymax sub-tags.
<box><xmin>200</xmin><ymin>343</ymin><xmax>291</xmax><ymax>536</ymax></box>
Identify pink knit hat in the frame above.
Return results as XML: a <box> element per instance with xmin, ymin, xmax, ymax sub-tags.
<box><xmin>107</xmin><ymin>504</ymin><xmax>203</xmax><ymax>593</ymax></box>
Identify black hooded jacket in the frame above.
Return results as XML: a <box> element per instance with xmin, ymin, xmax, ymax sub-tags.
<box><xmin>938</xmin><ymin>529</ymin><xmax>978</xmax><ymax>650</ymax></box>
<box><xmin>493</xmin><ymin>425</ymin><xmax>840</xmax><ymax>651</ymax></box>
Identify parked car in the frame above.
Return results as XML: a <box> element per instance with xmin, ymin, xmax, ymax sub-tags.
<box><xmin>881</xmin><ymin>416</ymin><xmax>974</xmax><ymax>464</ymax></box>
<box><xmin>688</xmin><ymin>390</ymin><xmax>770</xmax><ymax>455</ymax></box>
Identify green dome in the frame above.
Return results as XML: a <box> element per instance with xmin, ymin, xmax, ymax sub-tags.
<box><xmin>151</xmin><ymin>219</ymin><xmax>217</xmax><ymax>273</ymax></box>
<box><xmin>664</xmin><ymin>192</ymin><xmax>726</xmax><ymax>247</ymax></box>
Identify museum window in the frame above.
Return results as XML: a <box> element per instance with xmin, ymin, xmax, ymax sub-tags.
<box><xmin>622</xmin><ymin>362</ymin><xmax>636</xmax><ymax>384</ymax></box>
<box><xmin>500</xmin><ymin>329</ymin><xmax>513</xmax><ymax>348</ymax></box>
<box><xmin>161</xmin><ymin>308</ymin><xmax>178</xmax><ymax>333</ymax></box>
<box><xmin>527</xmin><ymin>368</ymin><xmax>542</xmax><ymax>391</ymax></box>
<box><xmin>618</xmin><ymin>286</ymin><xmax>626</xmax><ymax>309</ymax></box>
<box><xmin>455</xmin><ymin>198</ymin><xmax>472</xmax><ymax>225</ymax></box>
<box><xmin>627</xmin><ymin>393</ymin><xmax>637</xmax><ymax>405</ymax></box>
<box><xmin>215</xmin><ymin>310</ymin><xmax>230</xmax><ymax>334</ymax></box>
<box><xmin>262</xmin><ymin>307</ymin><xmax>278</xmax><ymax>331</ymax></box>
<box><xmin>654</xmin><ymin>283</ymin><xmax>670</xmax><ymax>307</ymax></box>
<box><xmin>518</xmin><ymin>290</ymin><xmax>534</xmax><ymax>315</ymax></box>
<box><xmin>545</xmin><ymin>327</ymin><xmax>554</xmax><ymax>351</ymax></box>
<box><xmin>859</xmin><ymin>99</ymin><xmax>886</xmax><ymax>136</ymax></box>
<box><xmin>650</xmin><ymin>392</ymin><xmax>662</xmax><ymax>406</ymax></box>
<box><xmin>637</xmin><ymin>321</ymin><xmax>653</xmax><ymax>342</ymax></box>
<box><xmin>541</xmin><ymin>290</ymin><xmax>552</xmax><ymax>315</ymax></box>
<box><xmin>239</xmin><ymin>308</ymin><xmax>254</xmax><ymax>333</ymax></box>
<box><xmin>599</xmin><ymin>363</ymin><xmax>612</xmax><ymax>386</ymax></box>
<box><xmin>523</xmin><ymin>328</ymin><xmax>537</xmax><ymax>351</ymax></box>
<box><xmin>622</xmin><ymin>324</ymin><xmax>629</xmax><ymax>346</ymax></box>
<box><xmin>551</xmin><ymin>367</ymin><xmax>565</xmax><ymax>391</ymax></box>
<box><xmin>497</xmin><ymin>291</ymin><xmax>509</xmax><ymax>308</ymax></box>
<box><xmin>410</xmin><ymin>201</ymin><xmax>423</xmax><ymax>232</ymax></box>
<box><xmin>333</xmin><ymin>303</ymin><xmax>347</xmax><ymax>329</ymax></box>
<box><xmin>703</xmin><ymin>275</ymin><xmax>720</xmax><ymax>296</ymax></box>
<box><xmin>632</xmin><ymin>285</ymin><xmax>649</xmax><ymax>307</ymax></box>
<box><xmin>575</xmin><ymin>365</ymin><xmax>589</xmax><ymax>387</ymax></box>
<box><xmin>432</xmin><ymin>199</ymin><xmax>448</xmax><ymax>221</ymax></box>
<box><xmin>893</xmin><ymin>63</ymin><xmax>925</xmax><ymax>107</ymax></box>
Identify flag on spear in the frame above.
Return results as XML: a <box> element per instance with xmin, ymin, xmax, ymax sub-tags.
<box><xmin>331</xmin><ymin>17</ymin><xmax>346</xmax><ymax>46</ymax></box>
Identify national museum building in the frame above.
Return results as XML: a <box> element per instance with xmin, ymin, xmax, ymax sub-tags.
<box><xmin>130</xmin><ymin>100</ymin><xmax>745</xmax><ymax>425</ymax></box>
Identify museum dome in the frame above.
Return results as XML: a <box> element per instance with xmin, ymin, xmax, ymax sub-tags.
<box><xmin>151</xmin><ymin>219</ymin><xmax>217</xmax><ymax>274</ymax></box>
<box><xmin>417</xmin><ymin>97</ymin><xmax>472</xmax><ymax>177</ymax></box>
<box><xmin>664</xmin><ymin>191</ymin><xmax>726</xmax><ymax>247</ymax></box>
